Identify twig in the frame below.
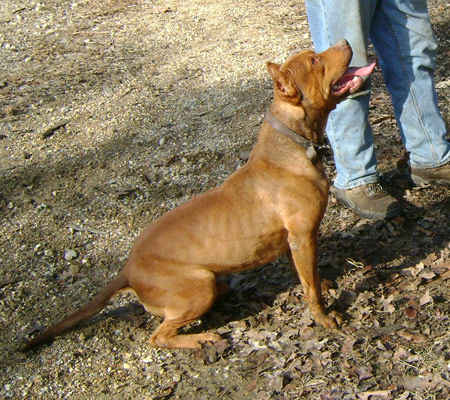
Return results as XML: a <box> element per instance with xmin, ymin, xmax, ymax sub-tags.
<box><xmin>41</xmin><ymin>119</ymin><xmax>70</xmax><ymax>139</ymax></box>
<box><xmin>0</xmin><ymin>276</ymin><xmax>21</xmax><ymax>289</ymax></box>
<box><xmin>397</xmin><ymin>358</ymin><xmax>420</xmax><ymax>370</ymax></box>
<box><xmin>118</xmin><ymin>88</ymin><xmax>135</xmax><ymax>100</ymax></box>
<box><xmin>13</xmin><ymin>8</ymin><xmax>27</xmax><ymax>14</ymax></box>
<box><xmin>370</xmin><ymin>115</ymin><xmax>395</xmax><ymax>125</ymax></box>
<box><xmin>67</xmin><ymin>224</ymin><xmax>106</xmax><ymax>235</ymax></box>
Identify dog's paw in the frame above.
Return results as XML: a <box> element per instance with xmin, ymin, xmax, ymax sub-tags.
<box><xmin>314</xmin><ymin>311</ymin><xmax>342</xmax><ymax>329</ymax></box>
<box><xmin>198</xmin><ymin>333</ymin><xmax>223</xmax><ymax>345</ymax></box>
<box><xmin>328</xmin><ymin>311</ymin><xmax>343</xmax><ymax>327</ymax></box>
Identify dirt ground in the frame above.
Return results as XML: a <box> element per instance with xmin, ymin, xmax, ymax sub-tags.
<box><xmin>0</xmin><ymin>0</ymin><xmax>449</xmax><ymax>399</ymax></box>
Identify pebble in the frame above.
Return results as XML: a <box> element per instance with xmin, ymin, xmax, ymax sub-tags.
<box><xmin>64</xmin><ymin>249</ymin><xmax>78</xmax><ymax>261</ymax></box>
<box><xmin>239</xmin><ymin>151</ymin><xmax>250</xmax><ymax>160</ymax></box>
<box><xmin>159</xmin><ymin>137</ymin><xmax>166</xmax><ymax>145</ymax></box>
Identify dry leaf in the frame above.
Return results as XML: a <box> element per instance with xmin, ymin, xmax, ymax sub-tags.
<box><xmin>404</xmin><ymin>306</ymin><xmax>417</xmax><ymax>319</ymax></box>
<box><xmin>398</xmin><ymin>330</ymin><xmax>428</xmax><ymax>343</ymax></box>
<box><xmin>403</xmin><ymin>374</ymin><xmax>436</xmax><ymax>392</ymax></box>
<box><xmin>419</xmin><ymin>290</ymin><xmax>433</xmax><ymax>306</ymax></box>
<box><xmin>341</xmin><ymin>337</ymin><xmax>356</xmax><ymax>355</ymax></box>
<box><xmin>358</xmin><ymin>390</ymin><xmax>391</xmax><ymax>400</ymax></box>
<box><xmin>441</xmin><ymin>270</ymin><xmax>450</xmax><ymax>281</ymax></box>
<box><xmin>410</xmin><ymin>262</ymin><xmax>424</xmax><ymax>277</ymax></box>
<box><xmin>396</xmin><ymin>391</ymin><xmax>410</xmax><ymax>400</ymax></box>
<box><xmin>393</xmin><ymin>347</ymin><xmax>410</xmax><ymax>361</ymax></box>
<box><xmin>355</xmin><ymin>365</ymin><xmax>373</xmax><ymax>381</ymax></box>
<box><xmin>381</xmin><ymin>294</ymin><xmax>395</xmax><ymax>313</ymax></box>
<box><xmin>300</xmin><ymin>327</ymin><xmax>316</xmax><ymax>340</ymax></box>
<box><xmin>321</xmin><ymin>389</ymin><xmax>344</xmax><ymax>400</ymax></box>
<box><xmin>419</xmin><ymin>269</ymin><xmax>436</xmax><ymax>280</ymax></box>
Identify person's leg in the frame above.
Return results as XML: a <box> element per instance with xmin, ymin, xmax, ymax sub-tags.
<box><xmin>370</xmin><ymin>0</ymin><xmax>450</xmax><ymax>180</ymax></box>
<box><xmin>305</xmin><ymin>0</ymin><xmax>379</xmax><ymax>190</ymax></box>
<box><xmin>305</xmin><ymin>0</ymin><xmax>401</xmax><ymax>219</ymax></box>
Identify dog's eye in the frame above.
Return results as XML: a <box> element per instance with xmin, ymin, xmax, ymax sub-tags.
<box><xmin>311</xmin><ymin>56</ymin><xmax>321</xmax><ymax>66</ymax></box>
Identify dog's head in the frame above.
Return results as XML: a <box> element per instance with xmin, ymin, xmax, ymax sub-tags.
<box><xmin>267</xmin><ymin>39</ymin><xmax>375</xmax><ymax>112</ymax></box>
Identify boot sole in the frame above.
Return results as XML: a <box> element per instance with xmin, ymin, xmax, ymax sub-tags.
<box><xmin>410</xmin><ymin>174</ymin><xmax>450</xmax><ymax>186</ymax></box>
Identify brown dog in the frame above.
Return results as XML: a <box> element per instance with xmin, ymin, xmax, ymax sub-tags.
<box><xmin>21</xmin><ymin>40</ymin><xmax>375</xmax><ymax>351</ymax></box>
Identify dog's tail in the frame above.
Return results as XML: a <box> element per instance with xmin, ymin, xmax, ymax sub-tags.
<box><xmin>20</xmin><ymin>272</ymin><xmax>129</xmax><ymax>352</ymax></box>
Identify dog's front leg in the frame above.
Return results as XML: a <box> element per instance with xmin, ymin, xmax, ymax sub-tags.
<box><xmin>288</xmin><ymin>233</ymin><xmax>342</xmax><ymax>329</ymax></box>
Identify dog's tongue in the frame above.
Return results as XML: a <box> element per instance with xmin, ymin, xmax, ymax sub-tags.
<box><xmin>335</xmin><ymin>62</ymin><xmax>376</xmax><ymax>86</ymax></box>
<box><xmin>346</xmin><ymin>63</ymin><xmax>376</xmax><ymax>77</ymax></box>
<box><xmin>332</xmin><ymin>62</ymin><xmax>376</xmax><ymax>95</ymax></box>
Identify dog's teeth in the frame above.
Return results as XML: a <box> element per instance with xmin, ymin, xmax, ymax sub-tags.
<box><xmin>352</xmin><ymin>76</ymin><xmax>359</xmax><ymax>81</ymax></box>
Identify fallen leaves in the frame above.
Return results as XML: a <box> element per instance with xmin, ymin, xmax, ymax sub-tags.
<box><xmin>380</xmin><ymin>294</ymin><xmax>396</xmax><ymax>314</ymax></box>
<box><xmin>404</xmin><ymin>306</ymin><xmax>417</xmax><ymax>319</ymax></box>
<box><xmin>403</xmin><ymin>373</ymin><xmax>450</xmax><ymax>393</ymax></box>
<box><xmin>397</xmin><ymin>330</ymin><xmax>429</xmax><ymax>343</ymax></box>
<box><xmin>357</xmin><ymin>390</ymin><xmax>392</xmax><ymax>400</ymax></box>
<box><xmin>419</xmin><ymin>289</ymin><xmax>433</xmax><ymax>306</ymax></box>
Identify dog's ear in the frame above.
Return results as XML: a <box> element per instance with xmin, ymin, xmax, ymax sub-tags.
<box><xmin>267</xmin><ymin>62</ymin><xmax>299</xmax><ymax>99</ymax></box>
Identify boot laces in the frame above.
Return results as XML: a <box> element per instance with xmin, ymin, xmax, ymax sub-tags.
<box><xmin>366</xmin><ymin>183</ymin><xmax>388</xmax><ymax>197</ymax></box>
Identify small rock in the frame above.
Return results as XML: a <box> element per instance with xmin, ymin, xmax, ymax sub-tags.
<box><xmin>159</xmin><ymin>137</ymin><xmax>166</xmax><ymax>145</ymax></box>
<box><xmin>43</xmin><ymin>249</ymin><xmax>53</xmax><ymax>257</ymax></box>
<box><xmin>123</xmin><ymin>362</ymin><xmax>131</xmax><ymax>370</ymax></box>
<box><xmin>239</xmin><ymin>151</ymin><xmax>250</xmax><ymax>161</ymax></box>
<box><xmin>64</xmin><ymin>249</ymin><xmax>78</xmax><ymax>261</ymax></box>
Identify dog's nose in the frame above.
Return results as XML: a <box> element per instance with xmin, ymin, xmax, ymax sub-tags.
<box><xmin>335</xmin><ymin>39</ymin><xmax>350</xmax><ymax>48</ymax></box>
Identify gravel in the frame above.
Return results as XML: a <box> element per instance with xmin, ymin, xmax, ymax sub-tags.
<box><xmin>1</xmin><ymin>1</ymin><xmax>449</xmax><ymax>399</ymax></box>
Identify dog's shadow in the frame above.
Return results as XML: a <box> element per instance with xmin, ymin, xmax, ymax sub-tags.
<box><xmin>320</xmin><ymin>187</ymin><xmax>449</xmax><ymax>313</ymax></box>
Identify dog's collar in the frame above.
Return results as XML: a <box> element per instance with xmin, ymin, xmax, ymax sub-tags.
<box><xmin>265</xmin><ymin>110</ymin><xmax>330</xmax><ymax>164</ymax></box>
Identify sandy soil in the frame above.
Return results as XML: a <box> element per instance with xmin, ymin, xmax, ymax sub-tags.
<box><xmin>0</xmin><ymin>1</ymin><xmax>449</xmax><ymax>399</ymax></box>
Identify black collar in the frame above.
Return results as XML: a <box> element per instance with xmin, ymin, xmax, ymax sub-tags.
<box><xmin>265</xmin><ymin>110</ymin><xmax>330</xmax><ymax>164</ymax></box>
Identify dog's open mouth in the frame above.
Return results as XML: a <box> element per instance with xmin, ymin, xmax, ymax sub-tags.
<box><xmin>331</xmin><ymin>62</ymin><xmax>376</xmax><ymax>97</ymax></box>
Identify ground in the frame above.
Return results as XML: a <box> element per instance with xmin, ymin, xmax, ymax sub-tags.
<box><xmin>0</xmin><ymin>1</ymin><xmax>449</xmax><ymax>399</ymax></box>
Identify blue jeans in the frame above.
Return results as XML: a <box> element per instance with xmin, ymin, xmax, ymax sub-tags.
<box><xmin>305</xmin><ymin>0</ymin><xmax>450</xmax><ymax>189</ymax></box>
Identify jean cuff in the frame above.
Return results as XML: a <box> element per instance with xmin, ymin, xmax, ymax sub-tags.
<box><xmin>334</xmin><ymin>175</ymin><xmax>379</xmax><ymax>190</ymax></box>
<box><xmin>410</xmin><ymin>156</ymin><xmax>450</xmax><ymax>170</ymax></box>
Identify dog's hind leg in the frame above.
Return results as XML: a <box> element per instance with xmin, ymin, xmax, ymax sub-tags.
<box><xmin>132</xmin><ymin>267</ymin><xmax>223</xmax><ymax>349</ymax></box>
<box><xmin>149</xmin><ymin>317</ymin><xmax>222</xmax><ymax>349</ymax></box>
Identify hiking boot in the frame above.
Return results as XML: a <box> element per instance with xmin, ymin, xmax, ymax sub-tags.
<box><xmin>410</xmin><ymin>162</ymin><xmax>450</xmax><ymax>186</ymax></box>
<box><xmin>334</xmin><ymin>183</ymin><xmax>402</xmax><ymax>220</ymax></box>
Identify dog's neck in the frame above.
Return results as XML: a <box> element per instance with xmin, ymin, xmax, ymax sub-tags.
<box><xmin>268</xmin><ymin>102</ymin><xmax>329</xmax><ymax>145</ymax></box>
